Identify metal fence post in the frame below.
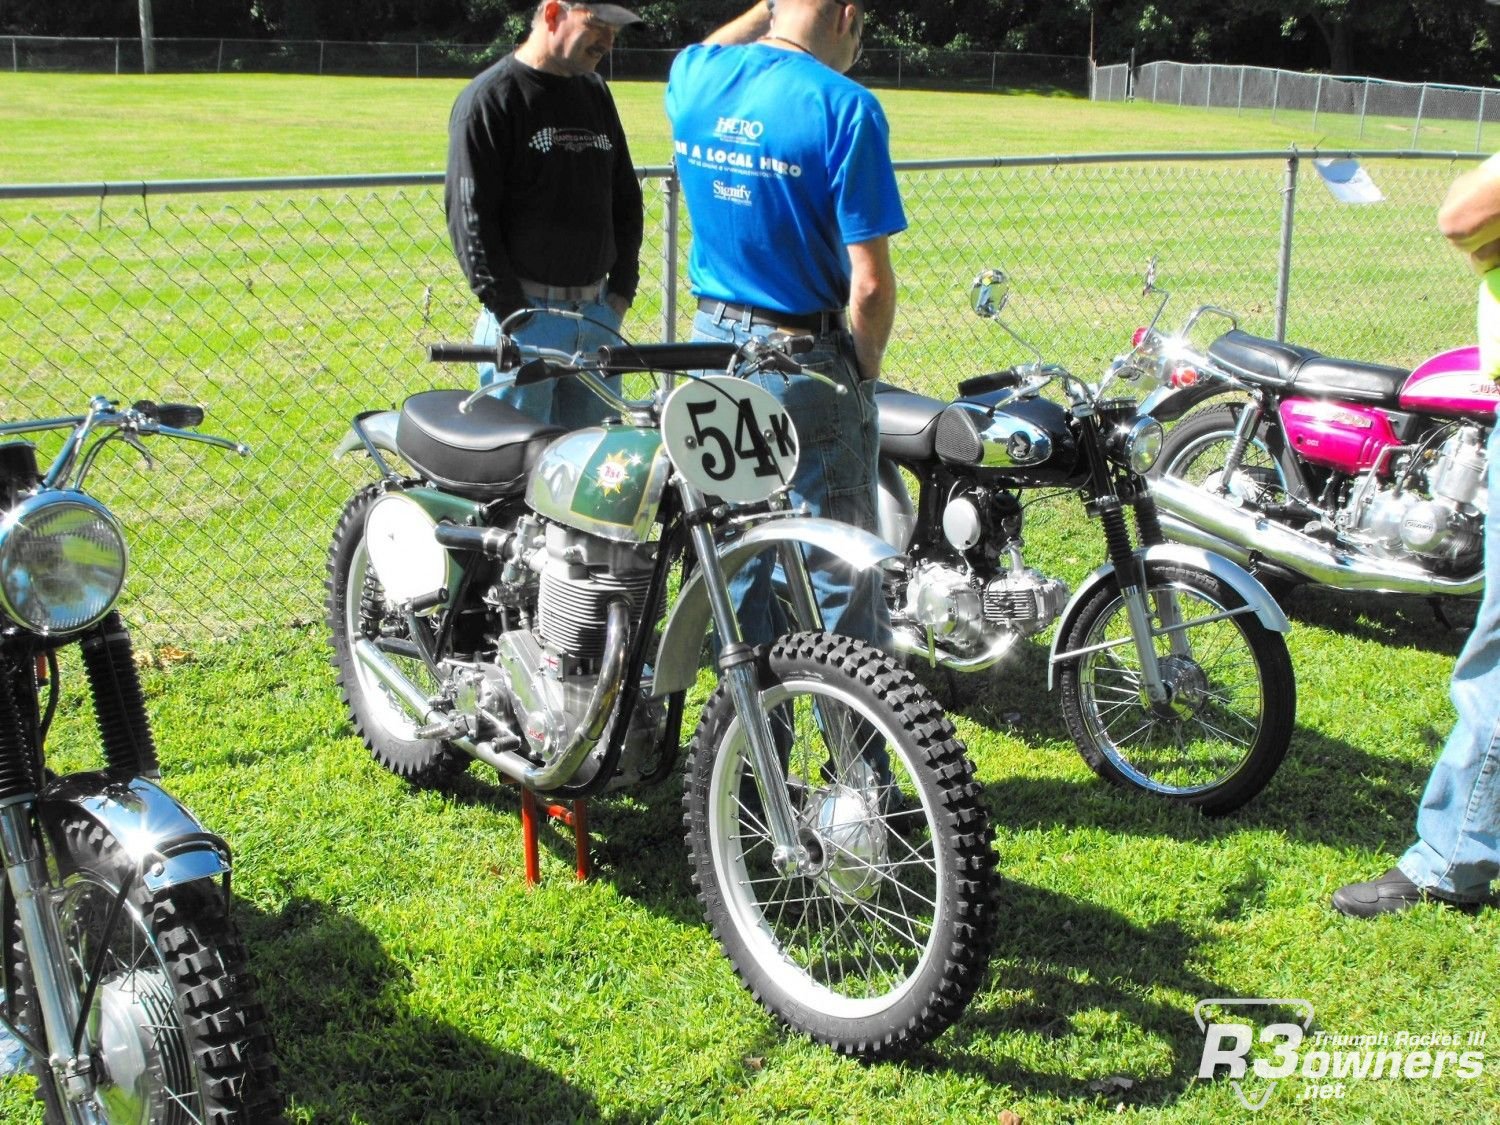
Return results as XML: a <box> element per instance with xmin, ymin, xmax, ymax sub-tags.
<box><xmin>217</xmin><ymin>39</ymin><xmax>224</xmax><ymax>73</ymax></box>
<box><xmin>319</xmin><ymin>41</ymin><xmax>325</xmax><ymax>77</ymax></box>
<box><xmin>1276</xmin><ymin>153</ymin><xmax>1299</xmax><ymax>343</ymax></box>
<box><xmin>991</xmin><ymin>52</ymin><xmax>997</xmax><ymax>90</ymax></box>
<box><xmin>115</xmin><ymin>38</ymin><xmax>120</xmax><ymax>75</ymax></box>
<box><xmin>1479</xmin><ymin>89</ymin><xmax>1488</xmax><ymax>154</ymax></box>
<box><xmin>662</xmin><ymin>172</ymin><xmax>680</xmax><ymax>343</ymax></box>
<box><xmin>1312</xmin><ymin>74</ymin><xmax>1323</xmax><ymax>133</ymax></box>
<box><xmin>10</xmin><ymin>37</ymin><xmax>16</xmax><ymax>72</ymax></box>
<box><xmin>1238</xmin><ymin>67</ymin><xmax>1245</xmax><ymax>115</ymax></box>
<box><xmin>1412</xmin><ymin>83</ymin><xmax>1428</xmax><ymax>148</ymax></box>
<box><xmin>415</xmin><ymin>44</ymin><xmax>420</xmax><ymax>78</ymax></box>
<box><xmin>1359</xmin><ymin>80</ymin><xmax>1369</xmax><ymax>141</ymax></box>
<box><xmin>1272</xmin><ymin>69</ymin><xmax>1280</xmax><ymax>122</ymax></box>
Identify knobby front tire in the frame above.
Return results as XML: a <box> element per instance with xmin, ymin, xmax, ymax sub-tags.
<box><xmin>683</xmin><ymin>632</ymin><xmax>996</xmax><ymax>1059</ymax></box>
<box><xmin>4</xmin><ymin>811</ymin><xmax>282</xmax><ymax>1123</ymax></box>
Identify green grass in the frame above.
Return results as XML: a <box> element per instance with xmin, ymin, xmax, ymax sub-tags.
<box><xmin>0</xmin><ymin>73</ymin><xmax>1496</xmax><ymax>1123</ymax></box>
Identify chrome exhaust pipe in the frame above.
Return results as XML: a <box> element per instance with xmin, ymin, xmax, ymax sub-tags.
<box><xmin>888</xmin><ymin>623</ymin><xmax>1025</xmax><ymax>673</ymax></box>
<box><xmin>351</xmin><ymin>598</ymin><xmax>630</xmax><ymax>792</ymax></box>
<box><xmin>1150</xmin><ymin>475</ymin><xmax>1484</xmax><ymax>598</ymax></box>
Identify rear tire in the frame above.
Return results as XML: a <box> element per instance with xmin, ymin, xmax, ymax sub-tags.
<box><xmin>326</xmin><ymin>484</ymin><xmax>468</xmax><ymax>787</ymax></box>
<box><xmin>683</xmin><ymin>632</ymin><xmax>996</xmax><ymax>1059</ymax></box>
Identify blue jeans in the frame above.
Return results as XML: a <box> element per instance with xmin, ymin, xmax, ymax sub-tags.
<box><xmin>691</xmin><ymin>307</ymin><xmax>891</xmax><ymax>649</ymax></box>
<box><xmin>474</xmin><ymin>294</ymin><xmax>624</xmax><ymax>430</ymax></box>
<box><xmin>1398</xmin><ymin>421</ymin><xmax>1500</xmax><ymax>899</ymax></box>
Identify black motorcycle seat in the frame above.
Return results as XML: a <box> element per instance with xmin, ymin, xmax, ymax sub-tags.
<box><xmin>874</xmin><ymin>381</ymin><xmax>946</xmax><ymax>461</ymax></box>
<box><xmin>397</xmin><ymin>389</ymin><xmax>565</xmax><ymax>500</ymax></box>
<box><xmin>1208</xmin><ymin>330</ymin><xmax>1409</xmax><ymax>406</ymax></box>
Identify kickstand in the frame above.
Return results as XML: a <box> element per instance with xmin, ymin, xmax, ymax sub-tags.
<box><xmin>517</xmin><ymin>785</ymin><xmax>591</xmax><ymax>887</ymax></box>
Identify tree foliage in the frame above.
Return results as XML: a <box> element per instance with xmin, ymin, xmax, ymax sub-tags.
<box><xmin>0</xmin><ymin>0</ymin><xmax>1496</xmax><ymax>84</ymax></box>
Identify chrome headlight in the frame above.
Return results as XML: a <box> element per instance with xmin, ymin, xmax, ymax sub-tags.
<box><xmin>1122</xmin><ymin>417</ymin><xmax>1165</xmax><ymax>474</ymax></box>
<box><xmin>0</xmin><ymin>492</ymin><xmax>127</xmax><ymax>635</ymax></box>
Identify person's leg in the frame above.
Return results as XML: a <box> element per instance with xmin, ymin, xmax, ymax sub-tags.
<box><xmin>551</xmin><ymin>295</ymin><xmax>626</xmax><ymax>430</ymax></box>
<box><xmin>1334</xmin><ymin>424</ymin><xmax>1500</xmax><ymax>915</ymax></box>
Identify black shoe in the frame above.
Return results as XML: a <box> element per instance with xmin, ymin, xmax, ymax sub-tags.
<box><xmin>1331</xmin><ymin>867</ymin><xmax>1486</xmax><ymax>918</ymax></box>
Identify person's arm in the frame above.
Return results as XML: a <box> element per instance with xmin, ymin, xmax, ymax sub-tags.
<box><xmin>606</xmin><ymin>105</ymin><xmax>643</xmax><ymax>318</ymax></box>
<box><xmin>846</xmin><ymin>236</ymin><xmax>896</xmax><ymax>381</ymax></box>
<box><xmin>445</xmin><ymin>100</ymin><xmax>527</xmax><ymax>321</ymax></box>
<box><xmin>704</xmin><ymin>0</ymin><xmax>771</xmax><ymax>46</ymax></box>
<box><xmin>1439</xmin><ymin>152</ymin><xmax>1500</xmax><ymax>272</ymax></box>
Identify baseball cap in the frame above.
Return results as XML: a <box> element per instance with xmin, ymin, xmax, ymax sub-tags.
<box><xmin>569</xmin><ymin>2</ymin><xmax>642</xmax><ymax>26</ymax></box>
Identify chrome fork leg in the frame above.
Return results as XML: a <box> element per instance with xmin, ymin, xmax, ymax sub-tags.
<box><xmin>0</xmin><ymin>802</ymin><xmax>92</xmax><ymax>1106</ymax></box>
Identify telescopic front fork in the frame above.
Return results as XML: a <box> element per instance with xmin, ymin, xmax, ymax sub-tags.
<box><xmin>679</xmin><ymin>485</ymin><xmax>809</xmax><ymax>876</ymax></box>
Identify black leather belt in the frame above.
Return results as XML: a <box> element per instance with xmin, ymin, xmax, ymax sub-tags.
<box><xmin>698</xmin><ymin>298</ymin><xmax>846</xmax><ymax>335</ymax></box>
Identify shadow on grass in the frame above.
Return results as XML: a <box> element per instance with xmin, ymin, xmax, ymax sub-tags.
<box><xmin>913</xmin><ymin>634</ymin><xmax>1433</xmax><ymax>851</ymax></box>
<box><xmin>1279</xmin><ymin>584</ymin><xmax>1473</xmax><ymax>656</ymax></box>
<box><xmin>930</xmin><ymin>878</ymin><xmax>1227</xmax><ymax>1107</ymax></box>
<box><xmin>238</xmin><ymin>895</ymin><xmax>645</xmax><ymax>1125</ymax></box>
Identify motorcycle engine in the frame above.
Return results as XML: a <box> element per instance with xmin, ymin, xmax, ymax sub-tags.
<box><xmin>1357</xmin><ymin>426</ymin><xmax>1486</xmax><ymax>565</ymax></box>
<box><xmin>487</xmin><ymin>519</ymin><xmax>667</xmax><ymax>791</ymax></box>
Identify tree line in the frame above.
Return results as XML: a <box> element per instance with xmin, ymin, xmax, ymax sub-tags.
<box><xmin>3</xmin><ymin>1</ymin><xmax>1497</xmax><ymax>86</ymax></box>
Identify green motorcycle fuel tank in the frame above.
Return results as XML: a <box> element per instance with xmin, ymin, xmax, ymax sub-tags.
<box><xmin>526</xmin><ymin>425</ymin><xmax>672</xmax><ymax>544</ymax></box>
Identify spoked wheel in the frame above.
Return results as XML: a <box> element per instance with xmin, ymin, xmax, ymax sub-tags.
<box><xmin>4</xmin><ymin>812</ymin><xmax>281</xmax><ymax>1124</ymax></box>
<box><xmin>1058</xmin><ymin>562</ymin><xmax>1295</xmax><ymax>815</ymax></box>
<box><xmin>683</xmin><ymin>632</ymin><xmax>996</xmax><ymax>1059</ymax></box>
<box><xmin>1157</xmin><ymin>403</ymin><xmax>1292</xmax><ymax>506</ymax></box>
<box><xmin>326</xmin><ymin>484</ymin><xmax>467</xmax><ymax>787</ymax></box>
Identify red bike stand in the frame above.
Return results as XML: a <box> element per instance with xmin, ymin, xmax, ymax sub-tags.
<box><xmin>518</xmin><ymin>786</ymin><xmax>591</xmax><ymax>887</ymax></box>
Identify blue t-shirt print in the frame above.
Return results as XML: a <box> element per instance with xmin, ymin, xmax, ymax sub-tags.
<box><xmin>666</xmin><ymin>43</ymin><xmax>907</xmax><ymax>316</ymax></box>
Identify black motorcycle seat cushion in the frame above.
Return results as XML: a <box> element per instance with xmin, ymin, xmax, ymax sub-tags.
<box><xmin>874</xmin><ymin>381</ymin><xmax>946</xmax><ymax>460</ymax></box>
<box><xmin>397</xmin><ymin>389</ymin><xmax>566</xmax><ymax>499</ymax></box>
<box><xmin>1208</xmin><ymin>330</ymin><xmax>1321</xmax><ymax>386</ymax></box>
<box><xmin>1290</xmin><ymin>358</ymin><xmax>1409</xmax><ymax>406</ymax></box>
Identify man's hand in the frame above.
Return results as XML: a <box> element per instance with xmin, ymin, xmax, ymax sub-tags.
<box><xmin>606</xmin><ymin>292</ymin><xmax>631</xmax><ymax>319</ymax></box>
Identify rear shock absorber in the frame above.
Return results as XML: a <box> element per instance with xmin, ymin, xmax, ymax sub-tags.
<box><xmin>79</xmin><ymin>612</ymin><xmax>160</xmax><ymax>777</ymax></box>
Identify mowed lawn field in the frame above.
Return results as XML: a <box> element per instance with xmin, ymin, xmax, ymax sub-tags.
<box><xmin>1</xmin><ymin>72</ymin><xmax>1497</xmax><ymax>1124</ymax></box>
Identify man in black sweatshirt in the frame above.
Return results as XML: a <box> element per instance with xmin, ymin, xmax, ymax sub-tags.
<box><xmin>445</xmin><ymin>1</ymin><xmax>644</xmax><ymax>428</ymax></box>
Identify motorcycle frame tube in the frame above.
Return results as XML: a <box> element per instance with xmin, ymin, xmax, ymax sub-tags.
<box><xmin>334</xmin><ymin>409</ymin><xmax>402</xmax><ymax>482</ymax></box>
<box><xmin>673</xmin><ymin>479</ymin><xmax>808</xmax><ymax>875</ymax></box>
<box><xmin>1046</xmin><ymin>542</ymin><xmax>1292</xmax><ymax>690</ymax></box>
<box><xmin>652</xmin><ymin>516</ymin><xmax>907</xmax><ymax>695</ymax></box>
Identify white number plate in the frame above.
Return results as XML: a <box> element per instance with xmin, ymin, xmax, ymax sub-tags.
<box><xmin>661</xmin><ymin>377</ymin><xmax>799</xmax><ymax>503</ymax></box>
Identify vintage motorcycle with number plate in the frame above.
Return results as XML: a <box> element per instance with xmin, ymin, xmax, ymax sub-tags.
<box><xmin>1139</xmin><ymin>296</ymin><xmax>1494</xmax><ymax>611</ymax></box>
<box><xmin>327</xmin><ymin>322</ymin><xmax>997</xmax><ymax>1058</ymax></box>
<box><xmin>872</xmin><ymin>270</ymin><xmax>1296</xmax><ymax>815</ymax></box>
<box><xmin>0</xmin><ymin>398</ymin><xmax>281</xmax><ymax>1123</ymax></box>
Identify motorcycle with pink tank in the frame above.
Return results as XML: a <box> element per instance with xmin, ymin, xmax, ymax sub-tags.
<box><xmin>1140</xmin><ymin>280</ymin><xmax>1495</xmax><ymax>614</ymax></box>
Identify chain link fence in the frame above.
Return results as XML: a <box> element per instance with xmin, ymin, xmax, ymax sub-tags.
<box><xmin>0</xmin><ymin>152</ymin><xmax>1479</xmax><ymax>645</ymax></box>
<box><xmin>2</xmin><ymin>36</ymin><xmax>1092</xmax><ymax>94</ymax></box>
<box><xmin>1095</xmin><ymin>60</ymin><xmax>1500</xmax><ymax>152</ymax></box>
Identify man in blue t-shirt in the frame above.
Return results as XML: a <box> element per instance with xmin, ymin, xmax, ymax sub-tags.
<box><xmin>665</xmin><ymin>0</ymin><xmax>905</xmax><ymax>648</ymax></box>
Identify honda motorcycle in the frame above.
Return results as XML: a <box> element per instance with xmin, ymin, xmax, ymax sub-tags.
<box><xmin>874</xmin><ymin>269</ymin><xmax>1296</xmax><ymax>815</ymax></box>
<box><xmin>1142</xmin><ymin>301</ymin><xmax>1494</xmax><ymax>609</ymax></box>
<box><xmin>328</xmin><ymin>323</ymin><xmax>996</xmax><ymax>1058</ymax></box>
<box><xmin>0</xmin><ymin>397</ymin><xmax>281</xmax><ymax>1122</ymax></box>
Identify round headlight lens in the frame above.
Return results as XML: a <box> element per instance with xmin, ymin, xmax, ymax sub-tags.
<box><xmin>0</xmin><ymin>493</ymin><xmax>127</xmax><ymax>635</ymax></box>
<box><xmin>1123</xmin><ymin>417</ymin><xmax>1165</xmax><ymax>475</ymax></box>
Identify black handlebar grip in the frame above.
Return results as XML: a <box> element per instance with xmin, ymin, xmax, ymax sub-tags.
<box><xmin>132</xmin><ymin>400</ymin><xmax>205</xmax><ymax>428</ymax></box>
<box><xmin>956</xmin><ymin>369</ymin><xmax>1024</xmax><ymax>398</ymax></box>
<box><xmin>427</xmin><ymin>343</ymin><xmax>500</xmax><ymax>364</ymax></box>
<box><xmin>591</xmin><ymin>342</ymin><xmax>741</xmax><ymax>373</ymax></box>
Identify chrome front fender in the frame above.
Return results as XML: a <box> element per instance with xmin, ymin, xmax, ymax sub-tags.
<box><xmin>39</xmin><ymin>773</ymin><xmax>231</xmax><ymax>893</ymax></box>
<box><xmin>652</xmin><ymin>518</ymin><xmax>905</xmax><ymax>696</ymax></box>
<box><xmin>1046</xmin><ymin>543</ymin><xmax>1291</xmax><ymax>690</ymax></box>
